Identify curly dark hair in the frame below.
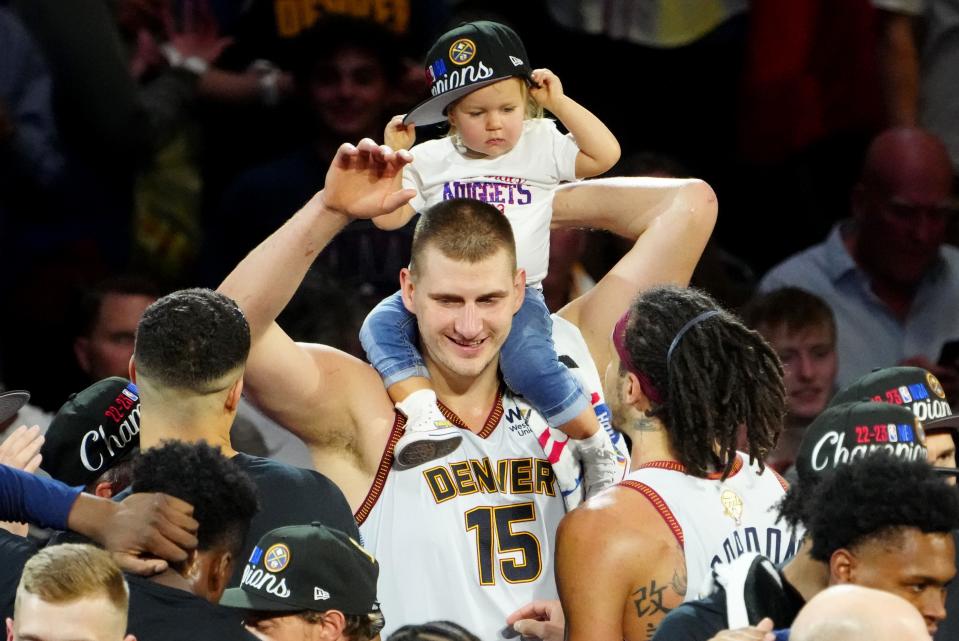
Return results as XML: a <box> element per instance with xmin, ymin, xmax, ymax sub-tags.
<box><xmin>388</xmin><ymin>620</ymin><xmax>481</xmax><ymax>641</ymax></box>
<box><xmin>131</xmin><ymin>441</ymin><xmax>259</xmax><ymax>555</ymax></box>
<box><xmin>134</xmin><ymin>288</ymin><xmax>250</xmax><ymax>393</ymax></box>
<box><xmin>806</xmin><ymin>453</ymin><xmax>959</xmax><ymax>562</ymax></box>
<box><xmin>621</xmin><ymin>285</ymin><xmax>785</xmax><ymax>477</ymax></box>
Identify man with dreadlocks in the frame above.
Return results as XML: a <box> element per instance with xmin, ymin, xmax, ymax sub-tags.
<box><xmin>555</xmin><ymin>285</ymin><xmax>792</xmax><ymax>641</ymax></box>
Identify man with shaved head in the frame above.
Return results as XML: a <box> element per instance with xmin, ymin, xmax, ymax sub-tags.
<box><xmin>790</xmin><ymin>585</ymin><xmax>929</xmax><ymax>641</ymax></box>
<box><xmin>760</xmin><ymin>127</ymin><xmax>959</xmax><ymax>394</ymax></box>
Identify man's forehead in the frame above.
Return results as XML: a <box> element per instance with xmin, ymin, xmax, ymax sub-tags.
<box><xmin>765</xmin><ymin>323</ymin><xmax>835</xmax><ymax>349</ymax></box>
<box><xmin>864</xmin><ymin>528</ymin><xmax>955</xmax><ymax>567</ymax></box>
<box><xmin>417</xmin><ymin>246</ymin><xmax>515</xmax><ymax>280</ymax></box>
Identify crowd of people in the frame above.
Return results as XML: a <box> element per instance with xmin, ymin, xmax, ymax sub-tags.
<box><xmin>1</xmin><ymin>1</ymin><xmax>959</xmax><ymax>641</ymax></box>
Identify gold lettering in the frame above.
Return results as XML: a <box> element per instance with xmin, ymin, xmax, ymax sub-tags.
<box><xmin>423</xmin><ymin>466</ymin><xmax>456</xmax><ymax>503</ymax></box>
<box><xmin>471</xmin><ymin>458</ymin><xmax>497</xmax><ymax>493</ymax></box>
<box><xmin>511</xmin><ymin>458</ymin><xmax>534</xmax><ymax>494</ymax></box>
<box><xmin>450</xmin><ymin>461</ymin><xmax>478</xmax><ymax>495</ymax></box>
<box><xmin>534</xmin><ymin>459</ymin><xmax>556</xmax><ymax>496</ymax></box>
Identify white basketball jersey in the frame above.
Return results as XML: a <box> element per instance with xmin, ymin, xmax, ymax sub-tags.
<box><xmin>358</xmin><ymin>316</ymin><xmax>627</xmax><ymax>640</ymax></box>
<box><xmin>622</xmin><ymin>453</ymin><xmax>796</xmax><ymax>601</ymax></box>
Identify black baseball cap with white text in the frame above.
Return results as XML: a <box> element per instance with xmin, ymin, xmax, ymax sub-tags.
<box><xmin>220</xmin><ymin>523</ymin><xmax>380</xmax><ymax>616</ymax></box>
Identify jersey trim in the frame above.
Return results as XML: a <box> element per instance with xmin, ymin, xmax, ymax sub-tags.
<box><xmin>354</xmin><ymin>413</ymin><xmax>406</xmax><ymax>526</ymax></box>
<box><xmin>771</xmin><ymin>468</ymin><xmax>789</xmax><ymax>492</ymax></box>
<box><xmin>437</xmin><ymin>386</ymin><xmax>505</xmax><ymax>439</ymax></box>
<box><xmin>635</xmin><ymin>454</ymin><xmax>744</xmax><ymax>479</ymax></box>
<box><xmin>619</xmin><ymin>480</ymin><xmax>684</xmax><ymax>547</ymax></box>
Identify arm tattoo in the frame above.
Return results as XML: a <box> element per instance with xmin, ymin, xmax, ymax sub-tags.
<box><xmin>671</xmin><ymin>564</ymin><xmax>688</xmax><ymax>598</ymax></box>
<box><xmin>632</xmin><ymin>580</ymin><xmax>672</xmax><ymax>617</ymax></box>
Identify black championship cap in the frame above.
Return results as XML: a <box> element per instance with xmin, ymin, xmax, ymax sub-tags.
<box><xmin>831</xmin><ymin>366</ymin><xmax>956</xmax><ymax>429</ymax></box>
<box><xmin>221</xmin><ymin>523</ymin><xmax>380</xmax><ymax>615</ymax></box>
<box><xmin>0</xmin><ymin>390</ymin><xmax>30</xmax><ymax>424</ymax></box>
<box><xmin>795</xmin><ymin>400</ymin><xmax>927</xmax><ymax>483</ymax></box>
<box><xmin>40</xmin><ymin>377</ymin><xmax>140</xmax><ymax>486</ymax></box>
<box><xmin>404</xmin><ymin>20</ymin><xmax>533</xmax><ymax>126</ymax></box>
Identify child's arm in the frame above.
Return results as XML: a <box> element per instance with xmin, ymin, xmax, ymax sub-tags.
<box><xmin>530</xmin><ymin>69</ymin><xmax>621</xmax><ymax>179</ymax></box>
<box><xmin>373</xmin><ymin>115</ymin><xmax>419</xmax><ymax>230</ymax></box>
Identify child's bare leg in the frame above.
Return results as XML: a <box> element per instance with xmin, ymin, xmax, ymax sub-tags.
<box><xmin>556</xmin><ymin>405</ymin><xmax>600</xmax><ymax>439</ymax></box>
<box><xmin>387</xmin><ymin>376</ymin><xmax>433</xmax><ymax>404</ymax></box>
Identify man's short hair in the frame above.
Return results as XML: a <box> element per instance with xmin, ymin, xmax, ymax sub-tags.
<box><xmin>16</xmin><ymin>543</ymin><xmax>128</xmax><ymax>616</ymax></box>
<box><xmin>804</xmin><ymin>453</ymin><xmax>959</xmax><ymax>562</ymax></box>
<box><xmin>134</xmin><ymin>288</ymin><xmax>251</xmax><ymax>393</ymax></box>
<box><xmin>409</xmin><ymin>199</ymin><xmax>517</xmax><ymax>277</ymax></box>
<box><xmin>131</xmin><ymin>441</ymin><xmax>258</xmax><ymax>557</ymax></box>
<box><xmin>742</xmin><ymin>287</ymin><xmax>836</xmax><ymax>339</ymax></box>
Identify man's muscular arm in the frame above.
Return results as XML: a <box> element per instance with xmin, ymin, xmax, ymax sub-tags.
<box><xmin>218</xmin><ymin>140</ymin><xmax>415</xmax><ymax>457</ymax></box>
<box><xmin>557</xmin><ymin>489</ymin><xmax>687</xmax><ymax>641</ymax></box>
<box><xmin>555</xmin><ymin>178</ymin><xmax>717</xmax><ymax>376</ymax></box>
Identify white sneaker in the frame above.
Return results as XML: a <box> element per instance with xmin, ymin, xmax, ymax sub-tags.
<box><xmin>393</xmin><ymin>391</ymin><xmax>462</xmax><ymax>470</ymax></box>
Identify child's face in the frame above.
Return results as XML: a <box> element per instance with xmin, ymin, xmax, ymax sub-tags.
<box><xmin>448</xmin><ymin>78</ymin><xmax>526</xmax><ymax>158</ymax></box>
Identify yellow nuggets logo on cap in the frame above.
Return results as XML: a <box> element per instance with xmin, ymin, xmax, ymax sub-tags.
<box><xmin>927</xmin><ymin>372</ymin><xmax>946</xmax><ymax>399</ymax></box>
<box><xmin>264</xmin><ymin>543</ymin><xmax>291</xmax><ymax>573</ymax></box>
<box><xmin>449</xmin><ymin>38</ymin><xmax>476</xmax><ymax>65</ymax></box>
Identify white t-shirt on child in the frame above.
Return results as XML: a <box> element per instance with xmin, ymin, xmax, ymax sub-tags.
<box><xmin>403</xmin><ymin>118</ymin><xmax>580</xmax><ymax>286</ymax></box>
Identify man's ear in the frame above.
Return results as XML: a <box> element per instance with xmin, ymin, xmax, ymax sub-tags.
<box><xmin>315</xmin><ymin>610</ymin><xmax>347</xmax><ymax>640</ymax></box>
<box><xmin>513</xmin><ymin>269</ymin><xmax>526</xmax><ymax>313</ymax></box>
<box><xmin>830</xmin><ymin>548</ymin><xmax>855</xmax><ymax>584</ymax></box>
<box><xmin>400</xmin><ymin>267</ymin><xmax>416</xmax><ymax>314</ymax></box>
<box><xmin>225</xmin><ymin>377</ymin><xmax>244</xmax><ymax>413</ymax></box>
<box><xmin>94</xmin><ymin>481</ymin><xmax>114</xmax><ymax>499</ymax></box>
<box><xmin>74</xmin><ymin>337</ymin><xmax>91</xmax><ymax>375</ymax></box>
<box><xmin>6</xmin><ymin>616</ymin><xmax>14</xmax><ymax>641</ymax></box>
<box><xmin>207</xmin><ymin>550</ymin><xmax>234</xmax><ymax>603</ymax></box>
<box><xmin>128</xmin><ymin>357</ymin><xmax>137</xmax><ymax>383</ymax></box>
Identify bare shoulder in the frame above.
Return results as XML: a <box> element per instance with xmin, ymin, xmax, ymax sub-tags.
<box><xmin>560</xmin><ymin>486</ymin><xmax>677</xmax><ymax>558</ymax></box>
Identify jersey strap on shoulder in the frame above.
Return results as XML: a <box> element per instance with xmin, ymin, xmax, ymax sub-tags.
<box><xmin>619</xmin><ymin>480</ymin><xmax>684</xmax><ymax>547</ymax></box>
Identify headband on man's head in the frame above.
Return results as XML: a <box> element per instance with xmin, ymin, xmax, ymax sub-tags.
<box><xmin>612</xmin><ymin>310</ymin><xmax>664</xmax><ymax>404</ymax></box>
<box><xmin>612</xmin><ymin>307</ymin><xmax>722</xmax><ymax>405</ymax></box>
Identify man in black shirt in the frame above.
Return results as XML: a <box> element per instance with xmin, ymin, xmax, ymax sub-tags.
<box><xmin>125</xmin><ymin>440</ymin><xmax>259</xmax><ymax>640</ymax></box>
<box><xmin>655</xmin><ymin>403</ymin><xmax>959</xmax><ymax>640</ymax></box>
<box><xmin>131</xmin><ymin>288</ymin><xmax>359</xmax><ymax>586</ymax></box>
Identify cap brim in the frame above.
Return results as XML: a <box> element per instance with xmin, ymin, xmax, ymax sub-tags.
<box><xmin>924</xmin><ymin>415</ymin><xmax>959</xmax><ymax>434</ymax></box>
<box><xmin>933</xmin><ymin>466</ymin><xmax>959</xmax><ymax>476</ymax></box>
<box><xmin>403</xmin><ymin>73</ymin><xmax>531</xmax><ymax>126</ymax></box>
<box><xmin>219</xmin><ymin>587</ymin><xmax>303</xmax><ymax>613</ymax></box>
<box><xmin>0</xmin><ymin>390</ymin><xmax>29</xmax><ymax>423</ymax></box>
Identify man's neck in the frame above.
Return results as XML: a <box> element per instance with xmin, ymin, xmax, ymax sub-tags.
<box><xmin>147</xmin><ymin>567</ymin><xmax>196</xmax><ymax>595</ymax></box>
<box><xmin>139</xmin><ymin>407</ymin><xmax>238</xmax><ymax>458</ymax></box>
<box><xmin>843</xmin><ymin>226</ymin><xmax>918</xmax><ymax>321</ymax></box>
<box><xmin>781</xmin><ymin>540</ymin><xmax>829</xmax><ymax>603</ymax></box>
<box><xmin>425</xmin><ymin>356</ymin><xmax>502</xmax><ymax>434</ymax></box>
<box><xmin>627</xmin><ymin>413</ymin><xmax>675</xmax><ymax>469</ymax></box>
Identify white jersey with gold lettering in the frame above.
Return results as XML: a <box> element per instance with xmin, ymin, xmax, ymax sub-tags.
<box><xmin>622</xmin><ymin>454</ymin><xmax>796</xmax><ymax>601</ymax></box>
<box><xmin>358</xmin><ymin>316</ymin><xmax>627</xmax><ymax>640</ymax></box>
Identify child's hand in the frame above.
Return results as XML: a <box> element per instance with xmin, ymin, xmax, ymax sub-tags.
<box><xmin>529</xmin><ymin>68</ymin><xmax>565</xmax><ymax>111</ymax></box>
<box><xmin>385</xmin><ymin>115</ymin><xmax>416</xmax><ymax>150</ymax></box>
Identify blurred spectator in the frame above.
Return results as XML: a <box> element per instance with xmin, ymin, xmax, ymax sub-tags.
<box><xmin>74</xmin><ymin>276</ymin><xmax>160</xmax><ymax>383</ymax></box>
<box><xmin>760</xmin><ymin>127</ymin><xmax>959</xmax><ymax>393</ymax></box>
<box><xmin>874</xmin><ymin>0</ymin><xmax>959</xmax><ymax>176</ymax></box>
<box><xmin>125</xmin><ymin>440</ymin><xmax>259</xmax><ymax>641</ymax></box>
<box><xmin>0</xmin><ymin>6</ymin><xmax>63</xmax><ymax>198</ymax></box>
<box><xmin>212</xmin><ymin>17</ymin><xmax>416</xmax><ymax>313</ymax></box>
<box><xmin>790</xmin><ymin>585</ymin><xmax>930</xmax><ymax>641</ymax></box>
<box><xmin>742</xmin><ymin>288</ymin><xmax>838</xmax><ymax>473</ymax></box>
<box><xmin>6</xmin><ymin>544</ymin><xmax>135</xmax><ymax>641</ymax></box>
